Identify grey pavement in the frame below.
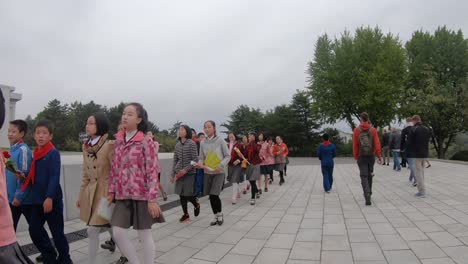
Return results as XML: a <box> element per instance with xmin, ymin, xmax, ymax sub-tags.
<box><xmin>15</xmin><ymin>159</ymin><xmax>468</xmax><ymax>264</ymax></box>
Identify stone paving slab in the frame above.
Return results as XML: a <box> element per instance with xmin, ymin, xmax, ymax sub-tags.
<box><xmin>15</xmin><ymin>160</ymin><xmax>468</xmax><ymax>263</ymax></box>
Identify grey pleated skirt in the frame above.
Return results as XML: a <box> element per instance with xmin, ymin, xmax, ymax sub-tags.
<box><xmin>111</xmin><ymin>200</ymin><xmax>165</xmax><ymax>230</ymax></box>
<box><xmin>227</xmin><ymin>165</ymin><xmax>244</xmax><ymax>184</ymax></box>
<box><xmin>0</xmin><ymin>242</ymin><xmax>33</xmax><ymax>264</ymax></box>
<box><xmin>203</xmin><ymin>173</ymin><xmax>225</xmax><ymax>196</ymax></box>
<box><xmin>246</xmin><ymin>164</ymin><xmax>261</xmax><ymax>181</ymax></box>
<box><xmin>175</xmin><ymin>173</ymin><xmax>196</xmax><ymax>196</ymax></box>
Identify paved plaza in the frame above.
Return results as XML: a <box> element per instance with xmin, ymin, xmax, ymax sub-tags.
<box><xmin>17</xmin><ymin>159</ymin><xmax>468</xmax><ymax>264</ymax></box>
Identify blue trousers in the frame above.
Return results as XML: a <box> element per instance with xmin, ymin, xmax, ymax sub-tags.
<box><xmin>22</xmin><ymin>200</ymin><xmax>72</xmax><ymax>264</ymax></box>
<box><xmin>407</xmin><ymin>158</ymin><xmax>416</xmax><ymax>183</ymax></box>
<box><xmin>393</xmin><ymin>151</ymin><xmax>401</xmax><ymax>170</ymax></box>
<box><xmin>321</xmin><ymin>165</ymin><xmax>334</xmax><ymax>192</ymax></box>
<box><xmin>195</xmin><ymin>169</ymin><xmax>204</xmax><ymax>198</ymax></box>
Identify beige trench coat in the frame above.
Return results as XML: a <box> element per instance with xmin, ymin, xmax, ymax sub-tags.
<box><xmin>78</xmin><ymin>134</ymin><xmax>114</xmax><ymax>226</ymax></box>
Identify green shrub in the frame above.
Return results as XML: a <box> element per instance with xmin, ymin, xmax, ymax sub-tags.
<box><xmin>450</xmin><ymin>151</ymin><xmax>468</xmax><ymax>161</ymax></box>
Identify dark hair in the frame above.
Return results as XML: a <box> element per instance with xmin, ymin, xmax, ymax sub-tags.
<box><xmin>10</xmin><ymin>119</ymin><xmax>28</xmax><ymax>135</ymax></box>
<box><xmin>191</xmin><ymin>128</ymin><xmax>196</xmax><ymax>134</ymax></box>
<box><xmin>228</xmin><ymin>132</ymin><xmax>238</xmax><ymax>141</ymax></box>
<box><xmin>258</xmin><ymin>132</ymin><xmax>265</xmax><ymax>141</ymax></box>
<box><xmin>249</xmin><ymin>132</ymin><xmax>258</xmax><ymax>142</ymax></box>
<box><xmin>178</xmin><ymin>125</ymin><xmax>192</xmax><ymax>141</ymax></box>
<box><xmin>197</xmin><ymin>132</ymin><xmax>205</xmax><ymax>137</ymax></box>
<box><xmin>267</xmin><ymin>136</ymin><xmax>273</xmax><ymax>142</ymax></box>
<box><xmin>360</xmin><ymin>112</ymin><xmax>369</xmax><ymax>122</ymax></box>
<box><xmin>90</xmin><ymin>112</ymin><xmax>110</xmax><ymax>136</ymax></box>
<box><xmin>125</xmin><ymin>102</ymin><xmax>149</xmax><ymax>133</ymax></box>
<box><xmin>35</xmin><ymin>120</ymin><xmax>54</xmax><ymax>134</ymax></box>
<box><xmin>322</xmin><ymin>133</ymin><xmax>329</xmax><ymax>141</ymax></box>
<box><xmin>204</xmin><ymin>120</ymin><xmax>217</xmax><ymax>137</ymax></box>
<box><xmin>0</xmin><ymin>89</ymin><xmax>5</xmax><ymax>129</ymax></box>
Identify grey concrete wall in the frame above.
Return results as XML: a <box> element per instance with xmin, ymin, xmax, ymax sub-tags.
<box><xmin>16</xmin><ymin>154</ymin><xmax>175</xmax><ymax>232</ymax></box>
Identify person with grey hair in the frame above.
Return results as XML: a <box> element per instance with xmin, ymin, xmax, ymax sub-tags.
<box><xmin>389</xmin><ymin>128</ymin><xmax>402</xmax><ymax>171</ymax></box>
<box><xmin>406</xmin><ymin>115</ymin><xmax>431</xmax><ymax>198</ymax></box>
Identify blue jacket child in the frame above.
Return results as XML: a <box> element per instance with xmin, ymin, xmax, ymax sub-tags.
<box><xmin>317</xmin><ymin>134</ymin><xmax>336</xmax><ymax>192</ymax></box>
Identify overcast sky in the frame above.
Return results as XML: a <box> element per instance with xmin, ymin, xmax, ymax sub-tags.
<box><xmin>1</xmin><ymin>0</ymin><xmax>467</xmax><ymax>133</ymax></box>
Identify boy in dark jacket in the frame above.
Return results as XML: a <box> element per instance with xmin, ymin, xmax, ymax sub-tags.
<box><xmin>20</xmin><ymin>120</ymin><xmax>72</xmax><ymax>264</ymax></box>
<box><xmin>317</xmin><ymin>134</ymin><xmax>336</xmax><ymax>193</ymax></box>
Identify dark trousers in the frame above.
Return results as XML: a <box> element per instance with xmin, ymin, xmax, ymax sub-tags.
<box><xmin>249</xmin><ymin>181</ymin><xmax>259</xmax><ymax>199</ymax></box>
<box><xmin>279</xmin><ymin>171</ymin><xmax>285</xmax><ymax>183</ymax></box>
<box><xmin>357</xmin><ymin>156</ymin><xmax>375</xmax><ymax>197</ymax></box>
<box><xmin>321</xmin><ymin>165</ymin><xmax>334</xmax><ymax>192</ymax></box>
<box><xmin>22</xmin><ymin>200</ymin><xmax>72</xmax><ymax>264</ymax></box>
<box><xmin>10</xmin><ymin>204</ymin><xmax>27</xmax><ymax>232</ymax></box>
<box><xmin>180</xmin><ymin>196</ymin><xmax>198</xmax><ymax>215</ymax></box>
<box><xmin>195</xmin><ymin>169</ymin><xmax>204</xmax><ymax>198</ymax></box>
<box><xmin>209</xmin><ymin>195</ymin><xmax>222</xmax><ymax>214</ymax></box>
<box><xmin>401</xmin><ymin>151</ymin><xmax>408</xmax><ymax>167</ymax></box>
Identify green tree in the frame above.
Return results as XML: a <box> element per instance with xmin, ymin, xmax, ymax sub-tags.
<box><xmin>308</xmin><ymin>26</ymin><xmax>407</xmax><ymax>129</ymax></box>
<box><xmin>35</xmin><ymin>99</ymin><xmax>72</xmax><ymax>150</ymax></box>
<box><xmin>403</xmin><ymin>26</ymin><xmax>468</xmax><ymax>158</ymax></box>
<box><xmin>221</xmin><ymin>105</ymin><xmax>264</xmax><ymax>136</ymax></box>
<box><xmin>169</xmin><ymin>121</ymin><xmax>183</xmax><ymax>138</ymax></box>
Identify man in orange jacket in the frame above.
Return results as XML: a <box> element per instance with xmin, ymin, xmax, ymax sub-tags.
<box><xmin>352</xmin><ymin>112</ymin><xmax>383</xmax><ymax>206</ymax></box>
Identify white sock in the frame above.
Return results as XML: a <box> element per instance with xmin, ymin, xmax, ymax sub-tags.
<box><xmin>113</xmin><ymin>226</ymin><xmax>140</xmax><ymax>264</ymax></box>
<box><xmin>87</xmin><ymin>226</ymin><xmax>101</xmax><ymax>264</ymax></box>
<box><xmin>232</xmin><ymin>183</ymin><xmax>239</xmax><ymax>200</ymax></box>
<box><xmin>138</xmin><ymin>229</ymin><xmax>155</xmax><ymax>264</ymax></box>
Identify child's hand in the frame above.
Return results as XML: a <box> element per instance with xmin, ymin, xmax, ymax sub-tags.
<box><xmin>148</xmin><ymin>202</ymin><xmax>161</xmax><ymax>218</ymax></box>
<box><xmin>214</xmin><ymin>167</ymin><xmax>222</xmax><ymax>173</ymax></box>
<box><xmin>12</xmin><ymin>198</ymin><xmax>21</xmax><ymax>207</ymax></box>
<box><xmin>43</xmin><ymin>198</ymin><xmax>53</xmax><ymax>213</ymax></box>
<box><xmin>107</xmin><ymin>193</ymin><xmax>115</xmax><ymax>205</ymax></box>
<box><xmin>15</xmin><ymin>171</ymin><xmax>26</xmax><ymax>181</ymax></box>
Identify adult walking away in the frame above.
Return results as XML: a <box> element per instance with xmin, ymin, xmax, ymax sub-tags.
<box><xmin>273</xmin><ymin>136</ymin><xmax>289</xmax><ymax>186</ymax></box>
<box><xmin>406</xmin><ymin>115</ymin><xmax>431</xmax><ymax>198</ymax></box>
<box><xmin>317</xmin><ymin>134</ymin><xmax>336</xmax><ymax>193</ymax></box>
<box><xmin>389</xmin><ymin>128</ymin><xmax>402</xmax><ymax>171</ymax></box>
<box><xmin>352</xmin><ymin>112</ymin><xmax>382</xmax><ymax>206</ymax></box>
<box><xmin>381</xmin><ymin>129</ymin><xmax>390</xmax><ymax>166</ymax></box>
<box><xmin>401</xmin><ymin>117</ymin><xmax>416</xmax><ymax>186</ymax></box>
<box><xmin>171</xmin><ymin>125</ymin><xmax>200</xmax><ymax>223</ymax></box>
<box><xmin>195</xmin><ymin>121</ymin><xmax>230</xmax><ymax>226</ymax></box>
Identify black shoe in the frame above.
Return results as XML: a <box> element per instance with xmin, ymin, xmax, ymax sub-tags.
<box><xmin>210</xmin><ymin>217</ymin><xmax>218</xmax><ymax>226</ymax></box>
<box><xmin>279</xmin><ymin>181</ymin><xmax>284</xmax><ymax>186</ymax></box>
<box><xmin>101</xmin><ymin>240</ymin><xmax>116</xmax><ymax>252</ymax></box>
<box><xmin>365</xmin><ymin>196</ymin><xmax>372</xmax><ymax>206</ymax></box>
<box><xmin>179</xmin><ymin>214</ymin><xmax>190</xmax><ymax>223</ymax></box>
<box><xmin>194</xmin><ymin>203</ymin><xmax>200</xmax><ymax>217</ymax></box>
<box><xmin>36</xmin><ymin>255</ymin><xmax>44</xmax><ymax>263</ymax></box>
<box><xmin>116</xmin><ymin>256</ymin><xmax>129</xmax><ymax>264</ymax></box>
<box><xmin>256</xmin><ymin>193</ymin><xmax>261</xmax><ymax>199</ymax></box>
<box><xmin>217</xmin><ymin>213</ymin><xmax>224</xmax><ymax>226</ymax></box>
<box><xmin>264</xmin><ymin>188</ymin><xmax>268</xmax><ymax>192</ymax></box>
<box><xmin>258</xmin><ymin>189</ymin><xmax>262</xmax><ymax>195</ymax></box>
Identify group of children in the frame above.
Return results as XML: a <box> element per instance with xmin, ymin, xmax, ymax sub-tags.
<box><xmin>0</xmin><ymin>95</ymin><xmax>292</xmax><ymax>264</ymax></box>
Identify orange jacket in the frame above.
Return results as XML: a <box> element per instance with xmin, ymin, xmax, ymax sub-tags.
<box><xmin>352</xmin><ymin>122</ymin><xmax>382</xmax><ymax>160</ymax></box>
<box><xmin>272</xmin><ymin>143</ymin><xmax>289</xmax><ymax>157</ymax></box>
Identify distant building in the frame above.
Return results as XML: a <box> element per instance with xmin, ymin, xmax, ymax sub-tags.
<box><xmin>0</xmin><ymin>84</ymin><xmax>22</xmax><ymax>148</ymax></box>
<box><xmin>338</xmin><ymin>130</ymin><xmax>353</xmax><ymax>144</ymax></box>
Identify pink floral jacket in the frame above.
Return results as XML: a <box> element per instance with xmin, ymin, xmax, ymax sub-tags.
<box><xmin>108</xmin><ymin>131</ymin><xmax>161</xmax><ymax>202</ymax></box>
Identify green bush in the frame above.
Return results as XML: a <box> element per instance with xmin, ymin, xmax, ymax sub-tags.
<box><xmin>450</xmin><ymin>151</ymin><xmax>468</xmax><ymax>161</ymax></box>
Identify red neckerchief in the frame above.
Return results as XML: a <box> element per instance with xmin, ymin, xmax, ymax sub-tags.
<box><xmin>21</xmin><ymin>141</ymin><xmax>55</xmax><ymax>191</ymax></box>
<box><xmin>323</xmin><ymin>140</ymin><xmax>331</xmax><ymax>147</ymax></box>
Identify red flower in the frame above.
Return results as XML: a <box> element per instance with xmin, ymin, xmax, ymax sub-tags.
<box><xmin>3</xmin><ymin>151</ymin><xmax>11</xmax><ymax>159</ymax></box>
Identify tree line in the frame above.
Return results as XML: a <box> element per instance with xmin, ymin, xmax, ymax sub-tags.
<box><xmin>308</xmin><ymin>26</ymin><xmax>468</xmax><ymax>159</ymax></box>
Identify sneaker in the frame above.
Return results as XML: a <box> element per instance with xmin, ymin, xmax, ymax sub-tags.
<box><xmin>279</xmin><ymin>181</ymin><xmax>283</xmax><ymax>186</ymax></box>
<box><xmin>415</xmin><ymin>192</ymin><xmax>426</xmax><ymax>198</ymax></box>
<box><xmin>101</xmin><ymin>240</ymin><xmax>116</xmax><ymax>252</ymax></box>
<box><xmin>217</xmin><ymin>213</ymin><xmax>224</xmax><ymax>226</ymax></box>
<box><xmin>194</xmin><ymin>203</ymin><xmax>200</xmax><ymax>217</ymax></box>
<box><xmin>264</xmin><ymin>188</ymin><xmax>268</xmax><ymax>192</ymax></box>
<box><xmin>179</xmin><ymin>214</ymin><xmax>190</xmax><ymax>223</ymax></box>
<box><xmin>412</xmin><ymin>182</ymin><xmax>418</xmax><ymax>187</ymax></box>
<box><xmin>116</xmin><ymin>256</ymin><xmax>129</xmax><ymax>264</ymax></box>
<box><xmin>36</xmin><ymin>255</ymin><xmax>44</xmax><ymax>263</ymax></box>
<box><xmin>231</xmin><ymin>199</ymin><xmax>237</xmax><ymax>205</ymax></box>
<box><xmin>426</xmin><ymin>164</ymin><xmax>431</xmax><ymax>168</ymax></box>
<box><xmin>325</xmin><ymin>190</ymin><xmax>330</xmax><ymax>193</ymax></box>
<box><xmin>256</xmin><ymin>193</ymin><xmax>260</xmax><ymax>199</ymax></box>
<box><xmin>250</xmin><ymin>199</ymin><xmax>256</xmax><ymax>205</ymax></box>
<box><xmin>258</xmin><ymin>189</ymin><xmax>262</xmax><ymax>195</ymax></box>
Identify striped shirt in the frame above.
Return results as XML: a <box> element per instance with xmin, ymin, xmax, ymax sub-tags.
<box><xmin>172</xmin><ymin>139</ymin><xmax>198</xmax><ymax>176</ymax></box>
